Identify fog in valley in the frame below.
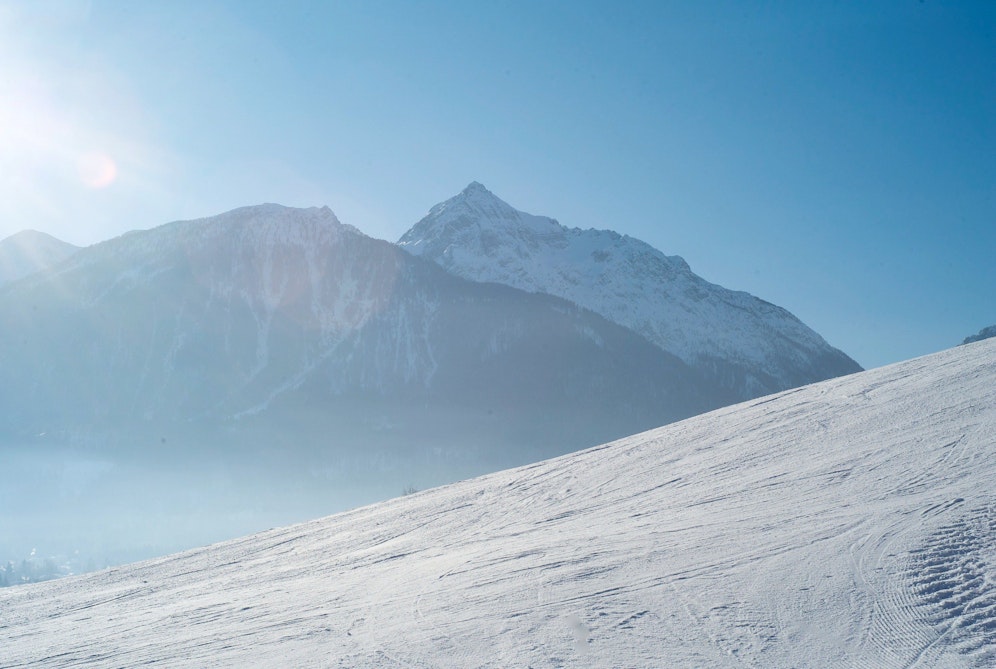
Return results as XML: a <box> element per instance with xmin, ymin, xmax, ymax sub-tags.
<box><xmin>0</xmin><ymin>190</ymin><xmax>857</xmax><ymax>585</ymax></box>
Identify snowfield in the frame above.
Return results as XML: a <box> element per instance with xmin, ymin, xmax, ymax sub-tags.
<box><xmin>2</xmin><ymin>338</ymin><xmax>995</xmax><ymax>668</ymax></box>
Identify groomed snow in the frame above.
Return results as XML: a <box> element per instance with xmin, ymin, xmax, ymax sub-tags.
<box><xmin>2</xmin><ymin>339</ymin><xmax>995</xmax><ymax>668</ymax></box>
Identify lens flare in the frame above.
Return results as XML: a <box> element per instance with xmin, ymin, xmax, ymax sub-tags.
<box><xmin>77</xmin><ymin>151</ymin><xmax>117</xmax><ymax>188</ymax></box>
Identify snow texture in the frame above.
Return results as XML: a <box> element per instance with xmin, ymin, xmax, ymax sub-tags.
<box><xmin>399</xmin><ymin>182</ymin><xmax>860</xmax><ymax>399</ymax></box>
<box><xmin>2</xmin><ymin>337</ymin><xmax>994</xmax><ymax>668</ymax></box>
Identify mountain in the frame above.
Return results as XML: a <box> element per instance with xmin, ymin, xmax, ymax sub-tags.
<box><xmin>399</xmin><ymin>182</ymin><xmax>861</xmax><ymax>400</ymax></box>
<box><xmin>0</xmin><ymin>203</ymin><xmax>724</xmax><ymax>453</ymax></box>
<box><xmin>964</xmin><ymin>324</ymin><xmax>996</xmax><ymax>345</ymax></box>
<box><xmin>0</xmin><ymin>203</ymin><xmax>731</xmax><ymax>563</ymax></box>
<box><xmin>0</xmin><ymin>229</ymin><xmax>79</xmax><ymax>284</ymax></box>
<box><xmin>3</xmin><ymin>338</ymin><xmax>993</xmax><ymax>667</ymax></box>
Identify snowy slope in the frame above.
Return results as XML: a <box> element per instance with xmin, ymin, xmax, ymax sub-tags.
<box><xmin>0</xmin><ymin>229</ymin><xmax>79</xmax><ymax>284</ymax></box>
<box><xmin>399</xmin><ymin>182</ymin><xmax>861</xmax><ymax>400</ymax></box>
<box><xmin>3</xmin><ymin>338</ymin><xmax>994</xmax><ymax>668</ymax></box>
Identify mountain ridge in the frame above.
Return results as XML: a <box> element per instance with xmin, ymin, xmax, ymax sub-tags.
<box><xmin>2</xmin><ymin>202</ymin><xmax>720</xmax><ymax>426</ymax></box>
<box><xmin>0</xmin><ymin>193</ymin><xmax>861</xmax><ymax>573</ymax></box>
<box><xmin>0</xmin><ymin>229</ymin><xmax>80</xmax><ymax>285</ymax></box>
<box><xmin>399</xmin><ymin>182</ymin><xmax>861</xmax><ymax>400</ymax></box>
<box><xmin>0</xmin><ymin>202</ymin><xmax>733</xmax><ymax>564</ymax></box>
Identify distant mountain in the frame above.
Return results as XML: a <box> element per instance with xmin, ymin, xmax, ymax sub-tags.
<box><xmin>0</xmin><ymin>229</ymin><xmax>79</xmax><ymax>284</ymax></box>
<box><xmin>1</xmin><ymin>203</ymin><xmax>742</xmax><ymax>564</ymax></box>
<box><xmin>963</xmin><ymin>324</ymin><xmax>996</xmax><ymax>345</ymax></box>
<box><xmin>0</xmin><ymin>203</ymin><xmax>730</xmax><ymax>475</ymax></box>
<box><xmin>3</xmin><ymin>333</ymin><xmax>993</xmax><ymax>667</ymax></box>
<box><xmin>399</xmin><ymin>182</ymin><xmax>861</xmax><ymax>400</ymax></box>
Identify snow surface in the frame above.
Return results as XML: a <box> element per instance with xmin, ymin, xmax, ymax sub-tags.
<box><xmin>399</xmin><ymin>183</ymin><xmax>860</xmax><ymax>399</ymax></box>
<box><xmin>2</xmin><ymin>338</ymin><xmax>995</xmax><ymax>668</ymax></box>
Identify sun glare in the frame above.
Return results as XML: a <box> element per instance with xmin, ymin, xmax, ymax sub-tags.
<box><xmin>77</xmin><ymin>151</ymin><xmax>118</xmax><ymax>189</ymax></box>
<box><xmin>0</xmin><ymin>3</ymin><xmax>168</xmax><ymax>237</ymax></box>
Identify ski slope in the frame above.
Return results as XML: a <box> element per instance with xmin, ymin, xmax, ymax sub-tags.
<box><xmin>2</xmin><ymin>339</ymin><xmax>995</xmax><ymax>668</ymax></box>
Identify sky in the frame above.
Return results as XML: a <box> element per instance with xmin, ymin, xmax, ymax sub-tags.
<box><xmin>0</xmin><ymin>0</ymin><xmax>993</xmax><ymax>370</ymax></box>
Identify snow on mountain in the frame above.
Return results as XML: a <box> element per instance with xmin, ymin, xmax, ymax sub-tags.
<box><xmin>0</xmin><ymin>204</ymin><xmax>385</xmax><ymax>427</ymax></box>
<box><xmin>0</xmin><ymin>203</ymin><xmax>731</xmax><ymax>566</ymax></box>
<box><xmin>2</xmin><ymin>338</ymin><xmax>993</xmax><ymax>668</ymax></box>
<box><xmin>0</xmin><ymin>229</ymin><xmax>79</xmax><ymax>285</ymax></box>
<box><xmin>399</xmin><ymin>182</ymin><xmax>861</xmax><ymax>400</ymax></box>
<box><xmin>964</xmin><ymin>324</ymin><xmax>996</xmax><ymax>345</ymax></box>
<box><xmin>0</xmin><ymin>203</ymin><xmax>721</xmax><ymax>444</ymax></box>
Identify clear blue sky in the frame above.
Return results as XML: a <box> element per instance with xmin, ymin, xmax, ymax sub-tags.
<box><xmin>1</xmin><ymin>0</ymin><xmax>993</xmax><ymax>369</ymax></box>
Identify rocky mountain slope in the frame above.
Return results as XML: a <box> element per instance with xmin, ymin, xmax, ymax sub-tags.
<box><xmin>0</xmin><ymin>203</ymin><xmax>723</xmax><ymax>454</ymax></box>
<box><xmin>0</xmin><ymin>229</ymin><xmax>79</xmax><ymax>285</ymax></box>
<box><xmin>399</xmin><ymin>182</ymin><xmax>861</xmax><ymax>400</ymax></box>
<box><xmin>0</xmin><ymin>203</ymin><xmax>732</xmax><ymax>563</ymax></box>
<box><xmin>3</xmin><ymin>337</ymin><xmax>993</xmax><ymax>668</ymax></box>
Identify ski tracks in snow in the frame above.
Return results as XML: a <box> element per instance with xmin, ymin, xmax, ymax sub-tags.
<box><xmin>3</xmin><ymin>339</ymin><xmax>996</xmax><ymax>668</ymax></box>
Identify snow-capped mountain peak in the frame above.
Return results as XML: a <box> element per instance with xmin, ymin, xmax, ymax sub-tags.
<box><xmin>399</xmin><ymin>183</ymin><xmax>861</xmax><ymax>400</ymax></box>
<box><xmin>401</xmin><ymin>182</ymin><xmax>689</xmax><ymax>276</ymax></box>
<box><xmin>407</xmin><ymin>182</ymin><xmax>565</xmax><ymax>257</ymax></box>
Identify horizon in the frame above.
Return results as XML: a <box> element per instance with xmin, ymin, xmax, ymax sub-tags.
<box><xmin>2</xmin><ymin>1</ymin><xmax>993</xmax><ymax>368</ymax></box>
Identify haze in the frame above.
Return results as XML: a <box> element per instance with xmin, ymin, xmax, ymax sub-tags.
<box><xmin>1</xmin><ymin>0</ymin><xmax>993</xmax><ymax>368</ymax></box>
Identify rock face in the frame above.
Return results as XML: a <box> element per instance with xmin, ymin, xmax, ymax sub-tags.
<box><xmin>399</xmin><ymin>182</ymin><xmax>862</xmax><ymax>400</ymax></box>
<box><xmin>0</xmin><ymin>203</ymin><xmax>729</xmax><ymax>475</ymax></box>
<box><xmin>0</xmin><ymin>230</ymin><xmax>79</xmax><ymax>285</ymax></box>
